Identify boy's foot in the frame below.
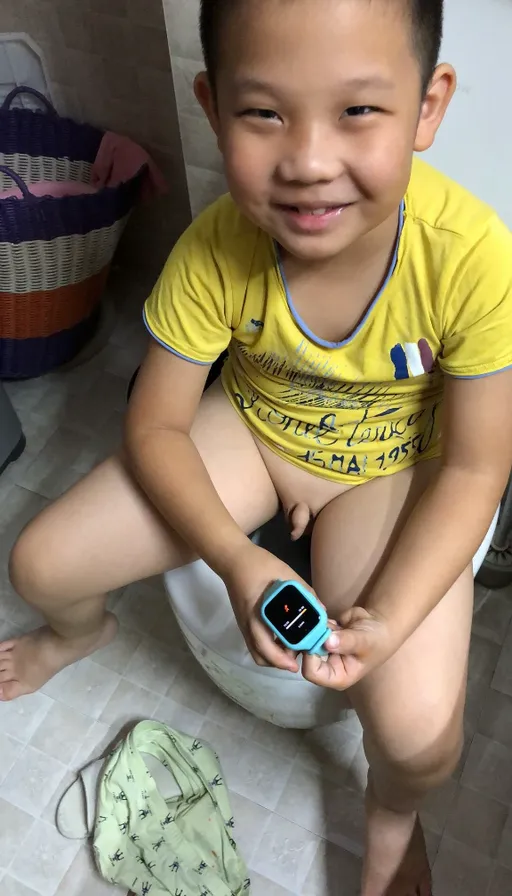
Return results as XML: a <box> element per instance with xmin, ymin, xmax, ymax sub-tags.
<box><xmin>0</xmin><ymin>613</ymin><xmax>118</xmax><ymax>701</ymax></box>
<box><xmin>388</xmin><ymin>819</ymin><xmax>432</xmax><ymax>895</ymax></box>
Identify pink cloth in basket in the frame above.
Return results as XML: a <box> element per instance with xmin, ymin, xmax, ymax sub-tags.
<box><xmin>91</xmin><ymin>132</ymin><xmax>168</xmax><ymax>200</ymax></box>
<box><xmin>0</xmin><ymin>181</ymin><xmax>99</xmax><ymax>200</ymax></box>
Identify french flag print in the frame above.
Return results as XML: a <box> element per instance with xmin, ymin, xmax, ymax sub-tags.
<box><xmin>390</xmin><ymin>339</ymin><xmax>435</xmax><ymax>380</ymax></box>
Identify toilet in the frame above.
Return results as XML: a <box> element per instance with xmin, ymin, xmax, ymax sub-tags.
<box><xmin>164</xmin><ymin>509</ymin><xmax>499</xmax><ymax>730</ymax></box>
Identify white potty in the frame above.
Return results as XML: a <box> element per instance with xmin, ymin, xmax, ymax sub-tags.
<box><xmin>164</xmin><ymin>511</ymin><xmax>499</xmax><ymax>730</ymax></box>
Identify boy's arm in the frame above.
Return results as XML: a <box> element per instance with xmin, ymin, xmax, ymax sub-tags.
<box><xmin>364</xmin><ymin>369</ymin><xmax>512</xmax><ymax>643</ymax></box>
<box><xmin>124</xmin><ymin>342</ymin><xmax>249</xmax><ymax>576</ymax></box>
<box><xmin>304</xmin><ymin>369</ymin><xmax>512</xmax><ymax>689</ymax></box>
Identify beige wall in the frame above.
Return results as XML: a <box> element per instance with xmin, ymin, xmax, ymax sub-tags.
<box><xmin>162</xmin><ymin>0</ymin><xmax>227</xmax><ymax>218</ymax></box>
<box><xmin>0</xmin><ymin>0</ymin><xmax>191</xmax><ymax>275</ymax></box>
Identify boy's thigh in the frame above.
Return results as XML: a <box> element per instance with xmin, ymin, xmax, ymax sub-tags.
<box><xmin>311</xmin><ymin>460</ymin><xmax>473</xmax><ymax>768</ymax></box>
<box><xmin>13</xmin><ymin>381</ymin><xmax>278</xmax><ymax>597</ymax></box>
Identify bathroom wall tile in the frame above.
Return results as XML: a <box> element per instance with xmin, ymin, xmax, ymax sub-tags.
<box><xmin>127</xmin><ymin>23</ymin><xmax>172</xmax><ymax>72</ymax></box>
<box><xmin>0</xmin><ymin>799</ymin><xmax>34</xmax><ymax>872</ymax></box>
<box><xmin>10</xmin><ymin>819</ymin><xmax>80</xmax><ymax>896</ymax></box>
<box><xmin>0</xmin><ymin>746</ymin><xmax>67</xmax><ymax>817</ymax></box>
<box><xmin>99</xmin><ymin>679</ymin><xmax>160</xmax><ymax>730</ymax></box>
<box><xmin>251</xmin><ymin>814</ymin><xmax>320</xmax><ymax>892</ymax></box>
<box><xmin>0</xmin><ymin>692</ymin><xmax>53</xmax><ymax>743</ymax></box>
<box><xmin>444</xmin><ymin>786</ymin><xmax>508</xmax><ymax>857</ymax></box>
<box><xmin>172</xmin><ymin>56</ymin><xmax>204</xmax><ymax>118</ymax></box>
<box><xmin>488</xmin><ymin>865</ymin><xmax>512</xmax><ymax>896</ymax></box>
<box><xmin>472</xmin><ymin>588</ymin><xmax>512</xmax><ymax>645</ymax></box>
<box><xmin>164</xmin><ymin>0</ymin><xmax>203</xmax><ymax>62</ymax></box>
<box><xmin>461</xmin><ymin>734</ymin><xmax>512</xmax><ymax>806</ymax></box>
<box><xmin>128</xmin><ymin>0</ymin><xmax>167</xmax><ymax>29</ymax></box>
<box><xmin>124</xmin><ymin>635</ymin><xmax>178</xmax><ymax>696</ymax></box>
<box><xmin>228</xmin><ymin>792</ymin><xmax>271</xmax><ymax>866</ymax></box>
<box><xmin>302</xmin><ymin>838</ymin><xmax>362</xmax><ymax>896</ymax></box>
<box><xmin>56</xmin><ymin>7</ymin><xmax>96</xmax><ymax>54</ymax></box>
<box><xmin>165</xmin><ymin>653</ymin><xmax>219</xmax><ymax>714</ymax></box>
<box><xmin>478</xmin><ymin>689</ymin><xmax>512</xmax><ymax>749</ymax></box>
<box><xmin>152</xmin><ymin>695</ymin><xmax>204</xmax><ymax>737</ymax></box>
<box><xmin>29</xmin><ymin>703</ymin><xmax>94</xmax><ymax>766</ymax></box>
<box><xmin>89</xmin><ymin>0</ymin><xmax>128</xmax><ymax>17</ymax></box>
<box><xmin>53</xmin><ymin>659</ymin><xmax>121</xmax><ymax>720</ymax></box>
<box><xmin>492</xmin><ymin>645</ymin><xmax>512</xmax><ymax>697</ymax></box>
<box><xmin>186</xmin><ymin>164</ymin><xmax>227</xmax><ymax>217</ymax></box>
<box><xmin>179</xmin><ymin>112</ymin><xmax>224</xmax><ymax>173</ymax></box>
<box><xmin>497</xmin><ymin>810</ymin><xmax>512</xmax><ymax>870</ymax></box>
<box><xmin>433</xmin><ymin>835</ymin><xmax>494</xmax><ymax>896</ymax></box>
<box><xmin>93</xmin><ymin>625</ymin><xmax>142</xmax><ymax>675</ymax></box>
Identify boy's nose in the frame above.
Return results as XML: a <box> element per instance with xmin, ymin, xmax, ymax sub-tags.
<box><xmin>277</xmin><ymin>125</ymin><xmax>343</xmax><ymax>184</ymax></box>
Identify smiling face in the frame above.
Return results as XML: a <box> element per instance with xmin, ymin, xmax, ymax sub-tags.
<box><xmin>196</xmin><ymin>0</ymin><xmax>455</xmax><ymax>263</ymax></box>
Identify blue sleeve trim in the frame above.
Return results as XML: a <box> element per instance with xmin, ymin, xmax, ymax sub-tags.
<box><xmin>142</xmin><ymin>308</ymin><xmax>212</xmax><ymax>367</ymax></box>
<box><xmin>447</xmin><ymin>363</ymin><xmax>512</xmax><ymax>381</ymax></box>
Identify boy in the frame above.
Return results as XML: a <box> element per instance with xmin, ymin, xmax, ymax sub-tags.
<box><xmin>2</xmin><ymin>0</ymin><xmax>512</xmax><ymax>892</ymax></box>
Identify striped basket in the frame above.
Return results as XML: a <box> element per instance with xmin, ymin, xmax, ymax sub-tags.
<box><xmin>0</xmin><ymin>87</ymin><xmax>144</xmax><ymax>379</ymax></box>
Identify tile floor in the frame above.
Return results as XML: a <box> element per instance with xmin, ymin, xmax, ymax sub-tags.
<box><xmin>1</xmin><ymin>280</ymin><xmax>512</xmax><ymax>895</ymax></box>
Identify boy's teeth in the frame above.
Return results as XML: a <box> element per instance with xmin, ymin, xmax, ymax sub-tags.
<box><xmin>298</xmin><ymin>207</ymin><xmax>328</xmax><ymax>216</ymax></box>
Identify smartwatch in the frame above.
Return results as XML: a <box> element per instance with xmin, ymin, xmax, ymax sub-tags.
<box><xmin>261</xmin><ymin>580</ymin><xmax>331</xmax><ymax>656</ymax></box>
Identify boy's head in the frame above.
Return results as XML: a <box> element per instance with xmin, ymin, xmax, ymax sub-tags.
<box><xmin>201</xmin><ymin>0</ymin><xmax>444</xmax><ymax>99</ymax></box>
<box><xmin>195</xmin><ymin>0</ymin><xmax>456</xmax><ymax>263</ymax></box>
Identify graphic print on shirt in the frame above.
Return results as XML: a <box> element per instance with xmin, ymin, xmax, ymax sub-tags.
<box><xmin>390</xmin><ymin>339</ymin><xmax>436</xmax><ymax>380</ymax></box>
<box><xmin>232</xmin><ymin>336</ymin><xmax>440</xmax><ymax>478</ymax></box>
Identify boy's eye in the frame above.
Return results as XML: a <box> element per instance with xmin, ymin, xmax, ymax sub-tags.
<box><xmin>240</xmin><ymin>108</ymin><xmax>281</xmax><ymax>122</ymax></box>
<box><xmin>343</xmin><ymin>106</ymin><xmax>378</xmax><ymax>118</ymax></box>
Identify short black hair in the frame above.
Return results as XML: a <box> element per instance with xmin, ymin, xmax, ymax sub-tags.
<box><xmin>199</xmin><ymin>0</ymin><xmax>444</xmax><ymax>96</ymax></box>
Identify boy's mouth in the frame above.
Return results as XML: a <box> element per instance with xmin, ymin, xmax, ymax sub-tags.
<box><xmin>276</xmin><ymin>203</ymin><xmax>352</xmax><ymax>232</ymax></box>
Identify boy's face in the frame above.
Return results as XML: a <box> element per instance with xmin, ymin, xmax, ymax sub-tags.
<box><xmin>196</xmin><ymin>0</ymin><xmax>456</xmax><ymax>262</ymax></box>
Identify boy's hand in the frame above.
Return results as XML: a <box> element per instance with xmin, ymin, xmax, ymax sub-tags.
<box><xmin>302</xmin><ymin>607</ymin><xmax>393</xmax><ymax>690</ymax></box>
<box><xmin>223</xmin><ymin>542</ymin><xmax>313</xmax><ymax>673</ymax></box>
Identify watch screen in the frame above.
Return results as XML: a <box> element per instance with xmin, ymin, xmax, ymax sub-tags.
<box><xmin>265</xmin><ymin>585</ymin><xmax>321</xmax><ymax>646</ymax></box>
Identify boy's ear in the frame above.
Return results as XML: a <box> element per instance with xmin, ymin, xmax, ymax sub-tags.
<box><xmin>194</xmin><ymin>72</ymin><xmax>220</xmax><ymax>137</ymax></box>
<box><xmin>414</xmin><ymin>63</ymin><xmax>457</xmax><ymax>152</ymax></box>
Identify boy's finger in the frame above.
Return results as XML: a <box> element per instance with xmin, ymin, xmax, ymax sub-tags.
<box><xmin>251</xmin><ymin>621</ymin><xmax>299</xmax><ymax>672</ymax></box>
<box><xmin>302</xmin><ymin>653</ymin><xmax>352</xmax><ymax>690</ymax></box>
<box><xmin>325</xmin><ymin>628</ymin><xmax>365</xmax><ymax>656</ymax></box>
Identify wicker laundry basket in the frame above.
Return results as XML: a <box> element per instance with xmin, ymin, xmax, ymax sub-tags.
<box><xmin>0</xmin><ymin>87</ymin><xmax>144</xmax><ymax>378</ymax></box>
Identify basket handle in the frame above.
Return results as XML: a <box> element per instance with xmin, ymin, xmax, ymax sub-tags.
<box><xmin>0</xmin><ymin>165</ymin><xmax>35</xmax><ymax>201</ymax></box>
<box><xmin>1</xmin><ymin>86</ymin><xmax>57</xmax><ymax>115</ymax></box>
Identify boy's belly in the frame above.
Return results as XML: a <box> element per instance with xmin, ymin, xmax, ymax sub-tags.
<box><xmin>221</xmin><ymin>358</ymin><xmax>443</xmax><ymax>485</ymax></box>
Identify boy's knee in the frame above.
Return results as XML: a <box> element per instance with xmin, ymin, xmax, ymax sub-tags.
<box><xmin>370</xmin><ymin>731</ymin><xmax>463</xmax><ymax>810</ymax></box>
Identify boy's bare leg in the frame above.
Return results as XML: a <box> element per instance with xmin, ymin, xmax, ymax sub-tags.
<box><xmin>311</xmin><ymin>461</ymin><xmax>472</xmax><ymax>896</ymax></box>
<box><xmin>0</xmin><ymin>384</ymin><xmax>279</xmax><ymax>700</ymax></box>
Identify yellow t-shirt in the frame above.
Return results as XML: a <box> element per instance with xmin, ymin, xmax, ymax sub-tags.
<box><xmin>144</xmin><ymin>159</ymin><xmax>512</xmax><ymax>484</ymax></box>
